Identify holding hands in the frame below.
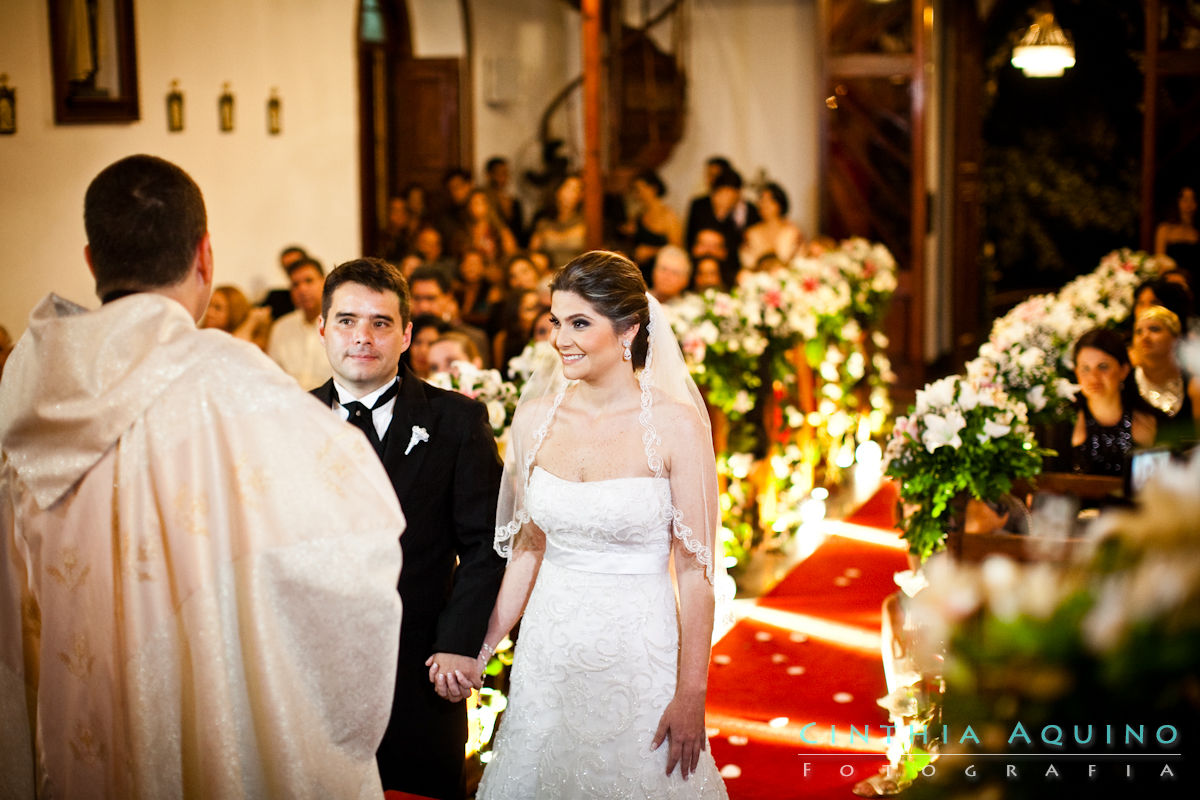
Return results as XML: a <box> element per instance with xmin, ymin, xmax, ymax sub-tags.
<box><xmin>425</xmin><ymin>650</ymin><xmax>488</xmax><ymax>702</ymax></box>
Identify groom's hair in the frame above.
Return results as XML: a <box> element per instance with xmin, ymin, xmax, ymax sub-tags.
<box><xmin>552</xmin><ymin>250</ymin><xmax>651</xmax><ymax>369</ymax></box>
<box><xmin>321</xmin><ymin>258</ymin><xmax>411</xmax><ymax>325</ymax></box>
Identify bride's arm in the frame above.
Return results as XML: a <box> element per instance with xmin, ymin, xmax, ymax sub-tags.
<box><xmin>652</xmin><ymin>406</ymin><xmax>719</xmax><ymax>780</ymax></box>
<box><xmin>429</xmin><ymin>537</ymin><xmax>543</xmax><ymax>701</ymax></box>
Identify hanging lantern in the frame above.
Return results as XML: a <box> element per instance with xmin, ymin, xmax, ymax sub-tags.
<box><xmin>1011</xmin><ymin>11</ymin><xmax>1076</xmax><ymax>77</ymax></box>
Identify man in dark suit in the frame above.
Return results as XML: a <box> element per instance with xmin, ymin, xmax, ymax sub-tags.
<box><xmin>313</xmin><ymin>258</ymin><xmax>505</xmax><ymax>799</ymax></box>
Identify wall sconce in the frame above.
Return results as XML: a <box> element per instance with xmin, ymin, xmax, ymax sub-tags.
<box><xmin>1011</xmin><ymin>10</ymin><xmax>1076</xmax><ymax>77</ymax></box>
<box><xmin>0</xmin><ymin>74</ymin><xmax>15</xmax><ymax>135</ymax></box>
<box><xmin>219</xmin><ymin>82</ymin><xmax>235</xmax><ymax>132</ymax></box>
<box><xmin>267</xmin><ymin>88</ymin><xmax>281</xmax><ymax>135</ymax></box>
<box><xmin>166</xmin><ymin>80</ymin><xmax>183</xmax><ymax>132</ymax></box>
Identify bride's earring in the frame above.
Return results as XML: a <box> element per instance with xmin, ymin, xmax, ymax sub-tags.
<box><xmin>622</xmin><ymin>341</ymin><xmax>632</xmax><ymax>361</ymax></box>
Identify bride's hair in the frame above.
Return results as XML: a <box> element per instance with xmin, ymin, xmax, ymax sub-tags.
<box><xmin>551</xmin><ymin>251</ymin><xmax>651</xmax><ymax>368</ymax></box>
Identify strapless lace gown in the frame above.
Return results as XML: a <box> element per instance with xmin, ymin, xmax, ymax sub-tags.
<box><xmin>477</xmin><ymin>467</ymin><xmax>728</xmax><ymax>799</ymax></box>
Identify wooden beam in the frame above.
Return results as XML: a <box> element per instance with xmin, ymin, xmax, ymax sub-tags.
<box><xmin>581</xmin><ymin>0</ymin><xmax>604</xmax><ymax>250</ymax></box>
<box><xmin>1141</xmin><ymin>0</ymin><xmax>1158</xmax><ymax>251</ymax></box>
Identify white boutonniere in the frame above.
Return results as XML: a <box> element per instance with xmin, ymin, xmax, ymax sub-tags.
<box><xmin>405</xmin><ymin>425</ymin><xmax>430</xmax><ymax>455</ymax></box>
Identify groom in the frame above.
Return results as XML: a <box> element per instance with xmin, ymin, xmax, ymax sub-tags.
<box><xmin>313</xmin><ymin>258</ymin><xmax>505</xmax><ymax>799</ymax></box>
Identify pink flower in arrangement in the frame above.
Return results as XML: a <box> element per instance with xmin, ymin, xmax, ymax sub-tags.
<box><xmin>764</xmin><ymin>289</ymin><xmax>783</xmax><ymax>308</ymax></box>
<box><xmin>862</xmin><ymin>260</ymin><xmax>877</xmax><ymax>278</ymax></box>
<box><xmin>801</xmin><ymin>276</ymin><xmax>820</xmax><ymax>293</ymax></box>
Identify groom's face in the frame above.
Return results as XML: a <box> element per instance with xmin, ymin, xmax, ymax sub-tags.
<box><xmin>319</xmin><ymin>282</ymin><xmax>411</xmax><ymax>397</ymax></box>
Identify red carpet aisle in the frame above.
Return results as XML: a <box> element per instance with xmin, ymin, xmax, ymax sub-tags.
<box><xmin>706</xmin><ymin>482</ymin><xmax>909</xmax><ymax>799</ymax></box>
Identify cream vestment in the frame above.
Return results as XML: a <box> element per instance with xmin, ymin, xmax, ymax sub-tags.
<box><xmin>0</xmin><ymin>293</ymin><xmax>404</xmax><ymax>799</ymax></box>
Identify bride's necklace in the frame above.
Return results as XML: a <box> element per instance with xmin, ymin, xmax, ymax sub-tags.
<box><xmin>1134</xmin><ymin>366</ymin><xmax>1183</xmax><ymax>416</ymax></box>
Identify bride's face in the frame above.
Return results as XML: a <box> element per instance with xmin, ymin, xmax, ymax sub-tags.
<box><xmin>549</xmin><ymin>290</ymin><xmax>629</xmax><ymax>382</ymax></box>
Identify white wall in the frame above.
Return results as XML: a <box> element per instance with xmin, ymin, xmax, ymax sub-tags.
<box><xmin>658</xmin><ymin>0</ymin><xmax>819</xmax><ymax>238</ymax></box>
<box><xmin>467</xmin><ymin>0</ymin><xmax>819</xmax><ymax>235</ymax></box>
<box><xmin>0</xmin><ymin>0</ymin><xmax>360</xmax><ymax>337</ymax></box>
<box><xmin>468</xmin><ymin>0</ymin><xmax>577</xmax><ymax>210</ymax></box>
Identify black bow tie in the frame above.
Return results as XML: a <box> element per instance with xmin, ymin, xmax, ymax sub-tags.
<box><xmin>340</xmin><ymin>379</ymin><xmax>399</xmax><ymax>456</ymax></box>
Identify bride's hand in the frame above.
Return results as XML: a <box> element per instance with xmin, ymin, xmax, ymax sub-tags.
<box><xmin>651</xmin><ymin>689</ymin><xmax>708</xmax><ymax>780</ymax></box>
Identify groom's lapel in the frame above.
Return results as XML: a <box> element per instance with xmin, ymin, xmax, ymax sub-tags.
<box><xmin>382</xmin><ymin>366</ymin><xmax>434</xmax><ymax>500</ymax></box>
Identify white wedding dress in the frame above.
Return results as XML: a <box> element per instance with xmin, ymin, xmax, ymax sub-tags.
<box><xmin>477</xmin><ymin>466</ymin><xmax>728</xmax><ymax>799</ymax></box>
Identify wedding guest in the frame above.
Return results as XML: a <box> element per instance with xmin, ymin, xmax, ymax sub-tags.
<box><xmin>491</xmin><ymin>288</ymin><xmax>544</xmax><ymax>376</ymax></box>
<box><xmin>380</xmin><ymin>195</ymin><xmax>416</xmax><ymax>261</ymax></box>
<box><xmin>1155</xmin><ymin>185</ymin><xmax>1198</xmax><ymax>285</ymax></box>
<box><xmin>740</xmin><ymin>181</ymin><xmax>804</xmax><ymax>268</ymax></box>
<box><xmin>1132</xmin><ymin>277</ymin><xmax>1193</xmax><ymax>330</ymax></box>
<box><xmin>457</xmin><ymin>188</ymin><xmax>517</xmax><ymax>262</ymax></box>
<box><xmin>650</xmin><ymin>245</ymin><xmax>693</xmax><ymax>305</ymax></box>
<box><xmin>485</xmin><ymin>156</ymin><xmax>526</xmax><ymax>246</ymax></box>
<box><xmin>686</xmin><ymin>167</ymin><xmax>759</xmax><ymax>287</ymax></box>
<box><xmin>454</xmin><ymin>249</ymin><xmax>493</xmax><ymax>329</ymax></box>
<box><xmin>683</xmin><ymin>155</ymin><xmax>733</xmax><ymax>249</ymax></box>
<box><xmin>410</xmin><ymin>266</ymin><xmax>491</xmax><ymax>367</ymax></box>
<box><xmin>690</xmin><ymin>227</ymin><xmax>735</xmax><ymax>288</ymax></box>
<box><xmin>438</xmin><ymin>167</ymin><xmax>474</xmax><ymax>249</ymax></box>
<box><xmin>691</xmin><ymin>256</ymin><xmax>726</xmax><ymax>293</ymax></box>
<box><xmin>1071</xmin><ymin>327</ymin><xmax>1156</xmax><ymax>476</ymax></box>
<box><xmin>404</xmin><ymin>313</ymin><xmax>450</xmax><ymax>380</ymax></box>
<box><xmin>1131</xmin><ymin>305</ymin><xmax>1200</xmax><ymax>446</ymax></box>
<box><xmin>625</xmin><ymin>169</ymin><xmax>683</xmax><ymax>282</ymax></box>
<box><xmin>202</xmin><ymin>284</ymin><xmax>251</xmax><ymax>332</ymax></box>
<box><xmin>267</xmin><ymin>256</ymin><xmax>332</xmax><ymax>389</ymax></box>
<box><xmin>261</xmin><ymin>243</ymin><xmax>308</xmax><ymax>319</ymax></box>
<box><xmin>529</xmin><ymin>174</ymin><xmax>587</xmax><ymax>269</ymax></box>
<box><xmin>0</xmin><ymin>154</ymin><xmax>404</xmax><ymax>799</ymax></box>
<box><xmin>486</xmin><ymin>253</ymin><xmax>543</xmax><ymax>338</ymax></box>
<box><xmin>430</xmin><ymin>331</ymin><xmax>485</xmax><ymax>375</ymax></box>
<box><xmin>469</xmin><ymin>251</ymin><xmax>728</xmax><ymax>797</ymax></box>
<box><xmin>415</xmin><ymin>224</ymin><xmax>458</xmax><ymax>281</ymax></box>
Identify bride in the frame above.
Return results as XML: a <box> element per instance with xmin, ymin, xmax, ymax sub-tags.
<box><xmin>439</xmin><ymin>251</ymin><xmax>728</xmax><ymax>797</ymax></box>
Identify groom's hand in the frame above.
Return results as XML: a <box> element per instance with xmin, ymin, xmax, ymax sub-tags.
<box><xmin>425</xmin><ymin>652</ymin><xmax>483</xmax><ymax>702</ymax></box>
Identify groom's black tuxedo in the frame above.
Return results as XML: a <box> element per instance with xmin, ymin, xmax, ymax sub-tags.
<box><xmin>312</xmin><ymin>365</ymin><xmax>505</xmax><ymax>799</ymax></box>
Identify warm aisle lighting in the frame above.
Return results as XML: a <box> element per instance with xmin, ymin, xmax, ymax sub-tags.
<box><xmin>740</xmin><ymin>606</ymin><xmax>883</xmax><ymax>653</ymax></box>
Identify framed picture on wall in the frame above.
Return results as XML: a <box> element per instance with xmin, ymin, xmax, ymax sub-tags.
<box><xmin>47</xmin><ymin>0</ymin><xmax>140</xmax><ymax>124</ymax></box>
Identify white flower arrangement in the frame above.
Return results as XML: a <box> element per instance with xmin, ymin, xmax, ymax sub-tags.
<box><xmin>885</xmin><ymin>373</ymin><xmax>1045</xmax><ymax>559</ymax></box>
<box><xmin>974</xmin><ymin>248</ymin><xmax>1161</xmax><ymax>424</ymax></box>
<box><xmin>427</xmin><ymin>361</ymin><xmax>518</xmax><ymax>436</ymax></box>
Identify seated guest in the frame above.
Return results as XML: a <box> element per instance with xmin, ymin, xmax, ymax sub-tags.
<box><xmin>429</xmin><ymin>331</ymin><xmax>485</xmax><ymax>376</ymax></box>
<box><xmin>379</xmin><ymin>195</ymin><xmax>416</xmax><ymax>261</ymax></box>
<box><xmin>456</xmin><ymin>188</ymin><xmax>517</xmax><ymax>262</ymax></box>
<box><xmin>1132</xmin><ymin>277</ymin><xmax>1193</xmax><ymax>331</ymax></box>
<box><xmin>454</xmin><ymin>249</ymin><xmax>493</xmax><ymax>329</ymax></box>
<box><xmin>691</xmin><ymin>255</ymin><xmax>726</xmax><ymax>293</ymax></box>
<box><xmin>624</xmin><ymin>169</ymin><xmax>683</xmax><ymax>283</ymax></box>
<box><xmin>202</xmin><ymin>284</ymin><xmax>251</xmax><ymax>333</ymax></box>
<box><xmin>403</xmin><ymin>313</ymin><xmax>450</xmax><ymax>380</ymax></box>
<box><xmin>740</xmin><ymin>181</ymin><xmax>804</xmax><ymax>268</ymax></box>
<box><xmin>691</xmin><ymin>227</ymin><xmax>734</xmax><ymax>287</ymax></box>
<box><xmin>267</xmin><ymin>257</ymin><xmax>331</xmax><ymax>389</ymax></box>
<box><xmin>1131</xmin><ymin>305</ymin><xmax>1200</xmax><ymax>446</ymax></box>
<box><xmin>529</xmin><ymin>174</ymin><xmax>586</xmax><ymax>269</ymax></box>
<box><xmin>1071</xmin><ymin>328</ymin><xmax>1156</xmax><ymax>476</ymax></box>
<box><xmin>649</xmin><ymin>245</ymin><xmax>692</xmax><ymax>305</ymax></box>
<box><xmin>260</xmin><ymin>244</ymin><xmax>308</xmax><ymax>320</ymax></box>
<box><xmin>1154</xmin><ymin>184</ymin><xmax>1198</xmax><ymax>286</ymax></box>
<box><xmin>491</xmin><ymin>289</ymin><xmax>544</xmax><ymax>377</ymax></box>
<box><xmin>414</xmin><ymin>224</ymin><xmax>457</xmax><ymax>280</ymax></box>
<box><xmin>485</xmin><ymin>156</ymin><xmax>526</xmax><ymax>246</ymax></box>
<box><xmin>409</xmin><ymin>266</ymin><xmax>492</xmax><ymax>367</ymax></box>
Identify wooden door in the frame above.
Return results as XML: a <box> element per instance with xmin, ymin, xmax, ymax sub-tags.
<box><xmin>818</xmin><ymin>0</ymin><xmax>931</xmax><ymax>390</ymax></box>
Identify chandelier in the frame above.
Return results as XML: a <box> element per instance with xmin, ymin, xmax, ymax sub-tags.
<box><xmin>1011</xmin><ymin>11</ymin><xmax>1076</xmax><ymax>78</ymax></box>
